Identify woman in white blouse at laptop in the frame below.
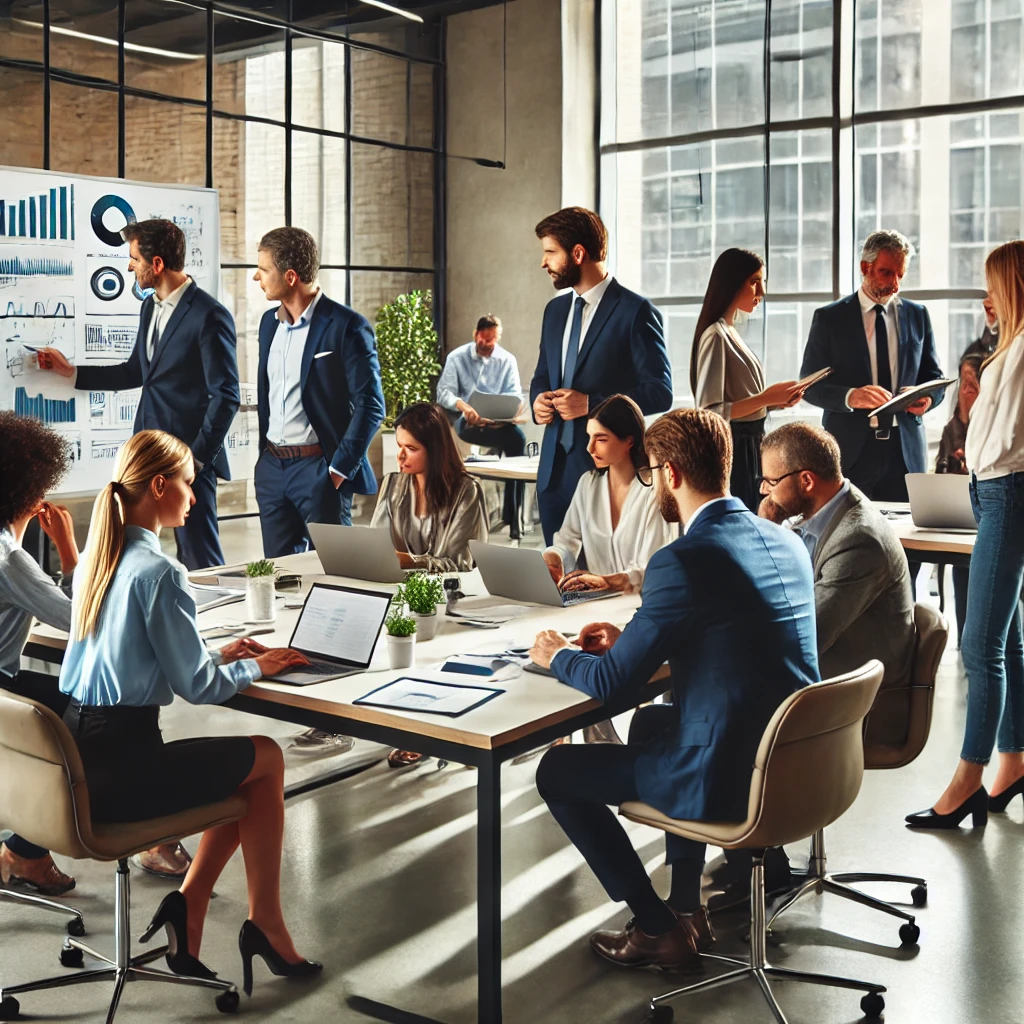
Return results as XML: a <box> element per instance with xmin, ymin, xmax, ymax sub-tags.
<box><xmin>542</xmin><ymin>394</ymin><xmax>675</xmax><ymax>595</ymax></box>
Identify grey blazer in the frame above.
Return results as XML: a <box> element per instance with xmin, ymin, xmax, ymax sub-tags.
<box><xmin>810</xmin><ymin>484</ymin><xmax>915</xmax><ymax>704</ymax></box>
<box><xmin>370</xmin><ymin>472</ymin><xmax>488</xmax><ymax>573</ymax></box>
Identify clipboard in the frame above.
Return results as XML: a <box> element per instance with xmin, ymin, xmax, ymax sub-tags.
<box><xmin>870</xmin><ymin>378</ymin><xmax>958</xmax><ymax>418</ymax></box>
<box><xmin>353</xmin><ymin>677</ymin><xmax>505</xmax><ymax>717</ymax></box>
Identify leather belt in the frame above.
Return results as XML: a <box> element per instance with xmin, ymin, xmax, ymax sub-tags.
<box><xmin>266</xmin><ymin>441</ymin><xmax>323</xmax><ymax>459</ymax></box>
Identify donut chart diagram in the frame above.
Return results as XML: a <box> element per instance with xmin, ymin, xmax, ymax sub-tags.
<box><xmin>90</xmin><ymin>265</ymin><xmax>125</xmax><ymax>301</ymax></box>
<box><xmin>90</xmin><ymin>194</ymin><xmax>136</xmax><ymax>247</ymax></box>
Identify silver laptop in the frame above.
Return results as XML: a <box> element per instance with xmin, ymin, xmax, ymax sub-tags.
<box><xmin>467</xmin><ymin>391</ymin><xmax>521</xmax><ymax>422</ymax></box>
<box><xmin>469</xmin><ymin>541</ymin><xmax>617</xmax><ymax>608</ymax></box>
<box><xmin>263</xmin><ymin>582</ymin><xmax>392</xmax><ymax>685</ymax></box>
<box><xmin>905</xmin><ymin>473</ymin><xmax>977</xmax><ymax>532</ymax></box>
<box><xmin>307</xmin><ymin>524</ymin><xmax>405</xmax><ymax>583</ymax></box>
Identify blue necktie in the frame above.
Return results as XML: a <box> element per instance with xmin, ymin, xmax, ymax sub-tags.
<box><xmin>874</xmin><ymin>304</ymin><xmax>893</xmax><ymax>432</ymax></box>
<box><xmin>559</xmin><ymin>295</ymin><xmax>586</xmax><ymax>452</ymax></box>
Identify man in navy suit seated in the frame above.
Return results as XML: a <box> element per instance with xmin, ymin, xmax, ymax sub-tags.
<box><xmin>252</xmin><ymin>227</ymin><xmax>385</xmax><ymax>559</ymax></box>
<box><xmin>530</xmin><ymin>207</ymin><xmax>672</xmax><ymax>544</ymax></box>
<box><xmin>530</xmin><ymin>408</ymin><xmax>819</xmax><ymax>970</ymax></box>
<box><xmin>39</xmin><ymin>219</ymin><xmax>239</xmax><ymax>571</ymax></box>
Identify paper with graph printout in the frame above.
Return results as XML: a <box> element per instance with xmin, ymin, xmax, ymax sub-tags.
<box><xmin>354</xmin><ymin>677</ymin><xmax>505</xmax><ymax>717</ymax></box>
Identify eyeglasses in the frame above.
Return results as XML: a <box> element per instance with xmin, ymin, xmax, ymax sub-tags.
<box><xmin>636</xmin><ymin>464</ymin><xmax>668</xmax><ymax>487</ymax></box>
<box><xmin>758</xmin><ymin>469</ymin><xmax>808</xmax><ymax>489</ymax></box>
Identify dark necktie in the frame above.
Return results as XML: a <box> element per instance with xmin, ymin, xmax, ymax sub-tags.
<box><xmin>874</xmin><ymin>304</ymin><xmax>893</xmax><ymax>432</ymax></box>
<box><xmin>559</xmin><ymin>295</ymin><xmax>586</xmax><ymax>452</ymax></box>
<box><xmin>148</xmin><ymin>307</ymin><xmax>163</xmax><ymax>362</ymax></box>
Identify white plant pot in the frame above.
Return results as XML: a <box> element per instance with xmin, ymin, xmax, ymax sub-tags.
<box><xmin>412</xmin><ymin>610</ymin><xmax>438</xmax><ymax>641</ymax></box>
<box><xmin>245</xmin><ymin>576</ymin><xmax>276</xmax><ymax>623</ymax></box>
<box><xmin>387</xmin><ymin>633</ymin><xmax>416</xmax><ymax>669</ymax></box>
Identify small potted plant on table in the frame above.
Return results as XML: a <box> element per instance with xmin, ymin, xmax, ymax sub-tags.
<box><xmin>245</xmin><ymin>559</ymin><xmax>276</xmax><ymax>623</ymax></box>
<box><xmin>403</xmin><ymin>571</ymin><xmax>445</xmax><ymax>641</ymax></box>
<box><xmin>385</xmin><ymin>592</ymin><xmax>417</xmax><ymax>669</ymax></box>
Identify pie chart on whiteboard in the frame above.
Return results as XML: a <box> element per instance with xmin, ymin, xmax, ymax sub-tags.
<box><xmin>90</xmin><ymin>194</ymin><xmax>137</xmax><ymax>247</ymax></box>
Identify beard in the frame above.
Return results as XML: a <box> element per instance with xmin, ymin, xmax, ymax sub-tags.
<box><xmin>657</xmin><ymin>484</ymin><xmax>681</xmax><ymax>524</ymax></box>
<box><xmin>550</xmin><ymin>259</ymin><xmax>582</xmax><ymax>291</ymax></box>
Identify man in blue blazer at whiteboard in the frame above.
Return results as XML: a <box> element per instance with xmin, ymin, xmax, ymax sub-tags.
<box><xmin>530</xmin><ymin>208</ymin><xmax>673</xmax><ymax>543</ymax></box>
<box><xmin>253</xmin><ymin>227</ymin><xmax>385</xmax><ymax>559</ymax></box>
<box><xmin>39</xmin><ymin>219</ymin><xmax>239</xmax><ymax>571</ymax></box>
<box><xmin>530</xmin><ymin>408</ymin><xmax>818</xmax><ymax>969</ymax></box>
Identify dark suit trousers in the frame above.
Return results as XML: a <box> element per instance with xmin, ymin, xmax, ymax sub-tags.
<box><xmin>174</xmin><ymin>462</ymin><xmax>224</xmax><ymax>571</ymax></box>
<box><xmin>457</xmin><ymin>421</ymin><xmax>526</xmax><ymax>534</ymax></box>
<box><xmin>537</xmin><ymin>445</ymin><xmax>585</xmax><ymax>545</ymax></box>
<box><xmin>536</xmin><ymin>705</ymin><xmax>705</xmax><ymax>907</ymax></box>
<box><xmin>254</xmin><ymin>450</ymin><xmax>354</xmax><ymax>559</ymax></box>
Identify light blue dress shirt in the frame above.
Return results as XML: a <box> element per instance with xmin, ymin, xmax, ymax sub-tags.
<box><xmin>793</xmin><ymin>479</ymin><xmax>851</xmax><ymax>561</ymax></box>
<box><xmin>59</xmin><ymin>526</ymin><xmax>260</xmax><ymax>707</ymax></box>
<box><xmin>436</xmin><ymin>342</ymin><xmax>522</xmax><ymax>412</ymax></box>
<box><xmin>267</xmin><ymin>290</ymin><xmax>322</xmax><ymax>445</ymax></box>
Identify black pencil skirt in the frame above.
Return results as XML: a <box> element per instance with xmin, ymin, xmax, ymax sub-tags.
<box><xmin>730</xmin><ymin>418</ymin><xmax>767</xmax><ymax>513</ymax></box>
<box><xmin>62</xmin><ymin>702</ymin><xmax>256</xmax><ymax>824</ymax></box>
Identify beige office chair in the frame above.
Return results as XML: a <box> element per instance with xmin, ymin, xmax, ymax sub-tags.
<box><xmin>767</xmin><ymin>603</ymin><xmax>948</xmax><ymax>946</ymax></box>
<box><xmin>620</xmin><ymin>661</ymin><xmax>886</xmax><ymax>1024</ymax></box>
<box><xmin>0</xmin><ymin>692</ymin><xmax>246</xmax><ymax>1022</ymax></box>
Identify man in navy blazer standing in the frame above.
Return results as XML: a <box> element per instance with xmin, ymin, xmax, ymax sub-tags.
<box><xmin>530</xmin><ymin>408</ymin><xmax>818</xmax><ymax>970</ymax></box>
<box><xmin>39</xmin><ymin>219</ymin><xmax>239</xmax><ymax>571</ymax></box>
<box><xmin>799</xmin><ymin>229</ymin><xmax>945</xmax><ymax>501</ymax></box>
<box><xmin>253</xmin><ymin>227</ymin><xmax>385</xmax><ymax>558</ymax></box>
<box><xmin>530</xmin><ymin>207</ymin><xmax>672</xmax><ymax>543</ymax></box>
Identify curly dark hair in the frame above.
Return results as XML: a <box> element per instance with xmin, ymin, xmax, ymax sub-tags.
<box><xmin>0</xmin><ymin>412</ymin><xmax>71</xmax><ymax>526</ymax></box>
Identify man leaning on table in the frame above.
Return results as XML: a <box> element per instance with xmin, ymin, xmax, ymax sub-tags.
<box><xmin>529</xmin><ymin>407</ymin><xmax>818</xmax><ymax>970</ymax></box>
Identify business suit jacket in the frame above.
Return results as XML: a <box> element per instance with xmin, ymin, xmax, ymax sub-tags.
<box><xmin>75</xmin><ymin>282</ymin><xmax>239</xmax><ymax>479</ymax></box>
<box><xmin>551</xmin><ymin>498</ymin><xmax>819</xmax><ymax>822</ymax></box>
<box><xmin>808</xmin><ymin>484</ymin><xmax>915</xmax><ymax>746</ymax></box>
<box><xmin>800</xmin><ymin>292</ymin><xmax>945</xmax><ymax>474</ymax></box>
<box><xmin>529</xmin><ymin>278</ymin><xmax>673</xmax><ymax>493</ymax></box>
<box><xmin>257</xmin><ymin>294</ymin><xmax>385</xmax><ymax>495</ymax></box>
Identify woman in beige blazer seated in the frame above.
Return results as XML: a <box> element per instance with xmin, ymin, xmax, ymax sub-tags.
<box><xmin>371</xmin><ymin>401</ymin><xmax>488</xmax><ymax>767</ymax></box>
<box><xmin>691</xmin><ymin>248</ymin><xmax>808</xmax><ymax>511</ymax></box>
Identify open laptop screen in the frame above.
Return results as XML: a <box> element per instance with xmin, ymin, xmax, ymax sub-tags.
<box><xmin>288</xmin><ymin>583</ymin><xmax>392</xmax><ymax>668</ymax></box>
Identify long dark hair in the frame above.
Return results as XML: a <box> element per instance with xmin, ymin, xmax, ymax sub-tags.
<box><xmin>689</xmin><ymin>248</ymin><xmax>765</xmax><ymax>396</ymax></box>
<box><xmin>588</xmin><ymin>394</ymin><xmax>648</xmax><ymax>472</ymax></box>
<box><xmin>393</xmin><ymin>402</ymin><xmax>469</xmax><ymax>519</ymax></box>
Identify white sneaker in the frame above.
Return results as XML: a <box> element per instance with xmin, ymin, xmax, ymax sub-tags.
<box><xmin>289</xmin><ymin>728</ymin><xmax>355</xmax><ymax>756</ymax></box>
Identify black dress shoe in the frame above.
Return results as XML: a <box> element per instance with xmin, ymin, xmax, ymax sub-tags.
<box><xmin>906</xmin><ymin>787</ymin><xmax>988</xmax><ymax>829</ymax></box>
<box><xmin>139</xmin><ymin>891</ymin><xmax>218</xmax><ymax>980</ymax></box>
<box><xmin>989</xmin><ymin>776</ymin><xmax>1024</xmax><ymax>813</ymax></box>
<box><xmin>239</xmin><ymin>920</ymin><xmax>322</xmax><ymax>997</ymax></box>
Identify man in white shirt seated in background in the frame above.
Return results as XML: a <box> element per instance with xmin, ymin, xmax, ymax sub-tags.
<box><xmin>437</xmin><ymin>314</ymin><xmax>527</xmax><ymax>537</ymax></box>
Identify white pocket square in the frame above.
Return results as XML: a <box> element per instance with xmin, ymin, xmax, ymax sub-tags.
<box><xmin>313</xmin><ymin>350</ymin><xmax>332</xmax><ymax>359</ymax></box>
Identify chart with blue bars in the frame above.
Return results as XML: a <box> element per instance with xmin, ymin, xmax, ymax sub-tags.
<box><xmin>0</xmin><ymin>183</ymin><xmax>75</xmax><ymax>242</ymax></box>
<box><xmin>14</xmin><ymin>387</ymin><xmax>76</xmax><ymax>424</ymax></box>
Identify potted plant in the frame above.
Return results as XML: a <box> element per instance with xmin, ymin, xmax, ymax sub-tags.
<box><xmin>403</xmin><ymin>571</ymin><xmax>445</xmax><ymax>641</ymax></box>
<box><xmin>245</xmin><ymin>559</ymin><xmax>276</xmax><ymax>623</ymax></box>
<box><xmin>385</xmin><ymin>594</ymin><xmax>417</xmax><ymax>669</ymax></box>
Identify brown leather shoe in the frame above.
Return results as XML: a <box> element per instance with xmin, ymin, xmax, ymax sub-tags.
<box><xmin>131</xmin><ymin>842</ymin><xmax>192</xmax><ymax>879</ymax></box>
<box><xmin>673</xmin><ymin>905</ymin><xmax>715</xmax><ymax>952</ymax></box>
<box><xmin>0</xmin><ymin>845</ymin><xmax>76</xmax><ymax>896</ymax></box>
<box><xmin>589</xmin><ymin>918</ymin><xmax>698</xmax><ymax>970</ymax></box>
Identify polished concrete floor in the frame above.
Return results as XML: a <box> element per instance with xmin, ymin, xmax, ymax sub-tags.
<box><xmin>2</xmin><ymin>520</ymin><xmax>1022</xmax><ymax>1023</ymax></box>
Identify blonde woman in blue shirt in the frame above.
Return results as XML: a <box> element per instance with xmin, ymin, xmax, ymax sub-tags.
<box><xmin>60</xmin><ymin>430</ymin><xmax>319</xmax><ymax>994</ymax></box>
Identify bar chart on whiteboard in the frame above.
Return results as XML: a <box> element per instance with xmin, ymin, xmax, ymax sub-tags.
<box><xmin>0</xmin><ymin>165</ymin><xmax>220</xmax><ymax>494</ymax></box>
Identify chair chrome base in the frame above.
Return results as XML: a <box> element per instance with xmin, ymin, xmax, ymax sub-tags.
<box><xmin>0</xmin><ymin>885</ymin><xmax>85</xmax><ymax>936</ymax></box>
<box><xmin>645</xmin><ymin>856</ymin><xmax>886</xmax><ymax>1024</ymax></box>
<box><xmin>0</xmin><ymin>860</ymin><xmax>237</xmax><ymax>1024</ymax></box>
<box><xmin>767</xmin><ymin>829</ymin><xmax>923</xmax><ymax>945</ymax></box>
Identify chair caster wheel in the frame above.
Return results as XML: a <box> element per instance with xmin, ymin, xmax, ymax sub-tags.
<box><xmin>66</xmin><ymin>917</ymin><xmax>86</xmax><ymax>937</ymax></box>
<box><xmin>0</xmin><ymin>996</ymin><xmax>20</xmax><ymax>1020</ymax></box>
<box><xmin>861</xmin><ymin>992</ymin><xmax>884</xmax><ymax>1018</ymax></box>
<box><xmin>911</xmin><ymin>884</ymin><xmax>927</xmax><ymax>908</ymax></box>
<box><xmin>899</xmin><ymin>921</ymin><xmax>920</xmax><ymax>945</ymax></box>
<box><xmin>216</xmin><ymin>990</ymin><xmax>240</xmax><ymax>1014</ymax></box>
<box><xmin>644</xmin><ymin>1006</ymin><xmax>673</xmax><ymax>1023</ymax></box>
<box><xmin>60</xmin><ymin>945</ymin><xmax>84</xmax><ymax>968</ymax></box>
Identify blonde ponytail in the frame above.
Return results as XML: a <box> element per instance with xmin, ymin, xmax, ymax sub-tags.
<box><xmin>73</xmin><ymin>430</ymin><xmax>193</xmax><ymax>640</ymax></box>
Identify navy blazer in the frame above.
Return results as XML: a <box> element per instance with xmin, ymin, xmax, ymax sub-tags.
<box><xmin>75</xmin><ymin>282</ymin><xmax>239</xmax><ymax>480</ymax></box>
<box><xmin>551</xmin><ymin>498</ymin><xmax>819</xmax><ymax>822</ymax></box>
<box><xmin>799</xmin><ymin>293</ymin><xmax>945</xmax><ymax>474</ymax></box>
<box><xmin>257</xmin><ymin>294</ymin><xmax>385</xmax><ymax>494</ymax></box>
<box><xmin>529</xmin><ymin>278</ymin><xmax>673</xmax><ymax>492</ymax></box>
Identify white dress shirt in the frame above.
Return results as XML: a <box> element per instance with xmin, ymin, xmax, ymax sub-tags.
<box><xmin>965</xmin><ymin>336</ymin><xmax>1024</xmax><ymax>480</ymax></box>
<box><xmin>146</xmin><ymin>276</ymin><xmax>192</xmax><ymax>361</ymax></box>
<box><xmin>850</xmin><ymin>286</ymin><xmax>900</xmax><ymax>426</ymax></box>
<box><xmin>267</xmin><ymin>290</ymin><xmax>323</xmax><ymax>446</ymax></box>
<box><xmin>560</xmin><ymin>274</ymin><xmax>614</xmax><ymax>377</ymax></box>
<box><xmin>436</xmin><ymin>342</ymin><xmax>522</xmax><ymax>412</ymax></box>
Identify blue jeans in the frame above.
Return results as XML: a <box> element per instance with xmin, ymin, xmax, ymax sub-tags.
<box><xmin>960</xmin><ymin>473</ymin><xmax>1024</xmax><ymax>763</ymax></box>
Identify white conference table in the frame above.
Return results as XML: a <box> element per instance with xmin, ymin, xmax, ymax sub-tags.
<box><xmin>26</xmin><ymin>550</ymin><xmax>665</xmax><ymax>1024</ymax></box>
<box><xmin>463</xmin><ymin>454</ymin><xmax>539</xmax><ymax>484</ymax></box>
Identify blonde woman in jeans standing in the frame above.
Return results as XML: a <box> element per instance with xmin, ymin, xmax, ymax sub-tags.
<box><xmin>907</xmin><ymin>240</ymin><xmax>1024</xmax><ymax>828</ymax></box>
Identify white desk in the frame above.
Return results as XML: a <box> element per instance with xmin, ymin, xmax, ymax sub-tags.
<box><xmin>463</xmin><ymin>455</ymin><xmax>539</xmax><ymax>484</ymax></box>
<box><xmin>26</xmin><ymin>550</ymin><xmax>663</xmax><ymax>1024</ymax></box>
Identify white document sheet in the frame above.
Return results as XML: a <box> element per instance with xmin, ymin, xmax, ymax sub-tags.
<box><xmin>354</xmin><ymin>677</ymin><xmax>504</xmax><ymax>716</ymax></box>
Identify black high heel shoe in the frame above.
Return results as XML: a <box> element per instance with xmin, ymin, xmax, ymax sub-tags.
<box><xmin>139</xmin><ymin>890</ymin><xmax>218</xmax><ymax>980</ymax></box>
<box><xmin>238</xmin><ymin>919</ymin><xmax>322</xmax><ymax>997</ymax></box>
<box><xmin>989</xmin><ymin>775</ymin><xmax>1024</xmax><ymax>813</ymax></box>
<box><xmin>905</xmin><ymin>787</ymin><xmax>988</xmax><ymax>830</ymax></box>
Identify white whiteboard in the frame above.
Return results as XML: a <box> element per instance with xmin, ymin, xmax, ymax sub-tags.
<box><xmin>0</xmin><ymin>166</ymin><xmax>225</xmax><ymax>495</ymax></box>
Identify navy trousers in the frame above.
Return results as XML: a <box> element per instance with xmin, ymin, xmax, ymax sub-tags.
<box><xmin>537</xmin><ymin>444</ymin><xmax>588</xmax><ymax>546</ymax></box>
<box><xmin>254</xmin><ymin>450</ymin><xmax>354</xmax><ymax>559</ymax></box>
<box><xmin>174</xmin><ymin>462</ymin><xmax>224</xmax><ymax>571</ymax></box>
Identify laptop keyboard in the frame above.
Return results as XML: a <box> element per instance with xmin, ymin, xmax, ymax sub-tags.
<box><xmin>560</xmin><ymin>589</ymin><xmax>608</xmax><ymax>607</ymax></box>
<box><xmin>293</xmin><ymin>658</ymin><xmax>344</xmax><ymax>674</ymax></box>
